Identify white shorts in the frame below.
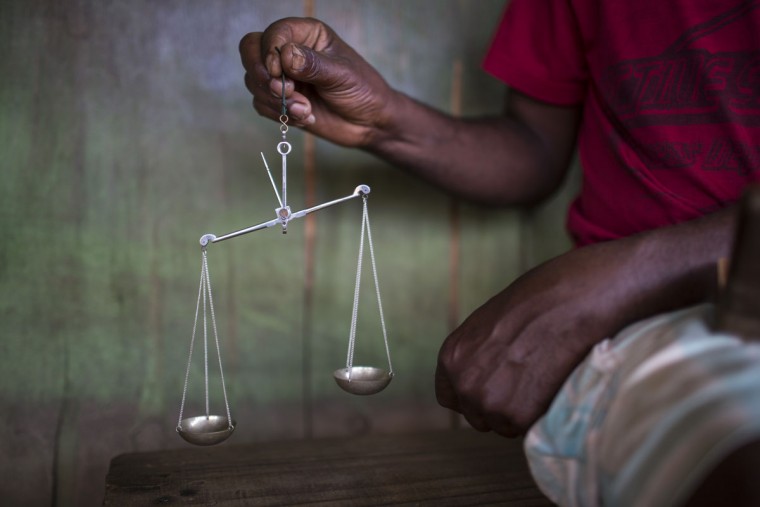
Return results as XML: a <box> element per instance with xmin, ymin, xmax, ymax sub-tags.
<box><xmin>525</xmin><ymin>304</ymin><xmax>760</xmax><ymax>507</ymax></box>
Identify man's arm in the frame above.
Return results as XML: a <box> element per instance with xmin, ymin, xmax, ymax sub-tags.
<box><xmin>436</xmin><ymin>206</ymin><xmax>737</xmax><ymax>436</ymax></box>
<box><xmin>368</xmin><ymin>90</ymin><xmax>580</xmax><ymax>205</ymax></box>
<box><xmin>239</xmin><ymin>18</ymin><xmax>580</xmax><ymax>206</ymax></box>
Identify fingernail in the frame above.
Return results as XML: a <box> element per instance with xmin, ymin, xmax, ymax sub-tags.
<box><xmin>265</xmin><ymin>53</ymin><xmax>277</xmax><ymax>74</ymax></box>
<box><xmin>269</xmin><ymin>78</ymin><xmax>283</xmax><ymax>97</ymax></box>
<box><xmin>304</xmin><ymin>114</ymin><xmax>315</xmax><ymax>125</ymax></box>
<box><xmin>290</xmin><ymin>45</ymin><xmax>306</xmax><ymax>71</ymax></box>
<box><xmin>289</xmin><ymin>102</ymin><xmax>309</xmax><ymax>119</ymax></box>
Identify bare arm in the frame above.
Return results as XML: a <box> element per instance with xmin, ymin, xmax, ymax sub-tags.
<box><xmin>239</xmin><ymin>18</ymin><xmax>580</xmax><ymax>206</ymax></box>
<box><xmin>368</xmin><ymin>90</ymin><xmax>580</xmax><ymax>205</ymax></box>
<box><xmin>436</xmin><ymin>205</ymin><xmax>737</xmax><ymax>436</ymax></box>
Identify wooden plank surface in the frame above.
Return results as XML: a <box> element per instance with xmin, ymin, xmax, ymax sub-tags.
<box><xmin>104</xmin><ymin>430</ymin><xmax>553</xmax><ymax>506</ymax></box>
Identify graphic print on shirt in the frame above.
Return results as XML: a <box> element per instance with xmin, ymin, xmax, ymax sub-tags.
<box><xmin>599</xmin><ymin>0</ymin><xmax>760</xmax><ymax>178</ymax></box>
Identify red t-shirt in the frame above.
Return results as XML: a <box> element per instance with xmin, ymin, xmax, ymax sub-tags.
<box><xmin>484</xmin><ymin>0</ymin><xmax>760</xmax><ymax>246</ymax></box>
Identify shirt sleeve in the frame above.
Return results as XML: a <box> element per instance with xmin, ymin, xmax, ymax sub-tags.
<box><xmin>483</xmin><ymin>0</ymin><xmax>588</xmax><ymax>106</ymax></box>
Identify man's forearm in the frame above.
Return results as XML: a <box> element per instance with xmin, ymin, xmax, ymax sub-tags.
<box><xmin>617</xmin><ymin>205</ymin><xmax>738</xmax><ymax>327</ymax></box>
<box><xmin>432</xmin><ymin>188</ymin><xmax>740</xmax><ymax>436</ymax></box>
<box><xmin>365</xmin><ymin>91</ymin><xmax>580</xmax><ymax>206</ymax></box>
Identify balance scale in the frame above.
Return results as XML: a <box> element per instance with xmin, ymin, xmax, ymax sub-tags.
<box><xmin>176</xmin><ymin>84</ymin><xmax>394</xmax><ymax>446</ymax></box>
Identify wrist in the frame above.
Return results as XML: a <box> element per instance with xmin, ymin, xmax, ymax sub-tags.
<box><xmin>361</xmin><ymin>90</ymin><xmax>413</xmax><ymax>151</ymax></box>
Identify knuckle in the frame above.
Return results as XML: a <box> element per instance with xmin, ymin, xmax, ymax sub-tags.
<box><xmin>239</xmin><ymin>32</ymin><xmax>258</xmax><ymax>52</ymax></box>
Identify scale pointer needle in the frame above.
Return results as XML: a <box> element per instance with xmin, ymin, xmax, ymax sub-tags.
<box><xmin>261</xmin><ymin>152</ymin><xmax>283</xmax><ymax>208</ymax></box>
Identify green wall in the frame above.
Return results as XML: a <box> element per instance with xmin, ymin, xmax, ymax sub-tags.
<box><xmin>0</xmin><ymin>0</ymin><xmax>578</xmax><ymax>504</ymax></box>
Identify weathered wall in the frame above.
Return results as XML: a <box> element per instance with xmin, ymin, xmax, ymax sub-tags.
<box><xmin>0</xmin><ymin>0</ymin><xmax>578</xmax><ymax>505</ymax></box>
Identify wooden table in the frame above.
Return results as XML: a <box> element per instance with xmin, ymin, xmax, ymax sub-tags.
<box><xmin>104</xmin><ymin>430</ymin><xmax>553</xmax><ymax>506</ymax></box>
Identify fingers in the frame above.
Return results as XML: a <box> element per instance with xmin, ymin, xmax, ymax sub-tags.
<box><xmin>435</xmin><ymin>365</ymin><xmax>491</xmax><ymax>432</ymax></box>
<box><xmin>239</xmin><ymin>21</ymin><xmax>330</xmax><ymax>124</ymax></box>
<box><xmin>239</xmin><ymin>30</ymin><xmax>315</xmax><ymax>126</ymax></box>
<box><xmin>461</xmin><ymin>409</ymin><xmax>492</xmax><ymax>434</ymax></box>
<box><xmin>239</xmin><ymin>31</ymin><xmax>279</xmax><ymax>118</ymax></box>
<box><xmin>265</xmin><ymin>79</ymin><xmax>315</xmax><ymax>125</ymax></box>
<box><xmin>258</xmin><ymin>17</ymin><xmax>336</xmax><ymax>77</ymax></box>
<box><xmin>436</xmin><ymin>338</ymin><xmax>523</xmax><ymax>437</ymax></box>
<box><xmin>457</xmin><ymin>387</ymin><xmax>522</xmax><ymax>437</ymax></box>
<box><xmin>437</xmin><ymin>369</ymin><xmax>519</xmax><ymax>435</ymax></box>
<box><xmin>434</xmin><ymin>362</ymin><xmax>460</xmax><ymax>412</ymax></box>
<box><xmin>239</xmin><ymin>30</ymin><xmax>264</xmax><ymax>74</ymax></box>
<box><xmin>437</xmin><ymin>355</ymin><xmax>496</xmax><ymax>432</ymax></box>
<box><xmin>250</xmin><ymin>18</ymin><xmax>364</xmax><ymax>93</ymax></box>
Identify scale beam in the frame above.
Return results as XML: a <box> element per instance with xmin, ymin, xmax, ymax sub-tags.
<box><xmin>199</xmin><ymin>185</ymin><xmax>371</xmax><ymax>248</ymax></box>
<box><xmin>291</xmin><ymin>184</ymin><xmax>370</xmax><ymax>219</ymax></box>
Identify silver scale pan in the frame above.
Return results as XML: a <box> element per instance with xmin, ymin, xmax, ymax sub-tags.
<box><xmin>333</xmin><ymin>193</ymin><xmax>394</xmax><ymax>396</ymax></box>
<box><xmin>176</xmin><ymin>248</ymin><xmax>235</xmax><ymax>446</ymax></box>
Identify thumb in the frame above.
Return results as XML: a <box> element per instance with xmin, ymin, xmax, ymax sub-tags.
<box><xmin>278</xmin><ymin>42</ymin><xmax>354</xmax><ymax>89</ymax></box>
